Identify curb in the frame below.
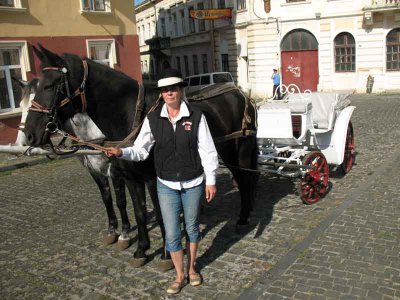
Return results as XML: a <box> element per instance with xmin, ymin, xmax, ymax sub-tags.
<box><xmin>0</xmin><ymin>157</ymin><xmax>50</xmax><ymax>172</ymax></box>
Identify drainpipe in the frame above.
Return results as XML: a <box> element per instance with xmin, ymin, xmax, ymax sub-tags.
<box><xmin>209</xmin><ymin>0</ymin><xmax>215</xmax><ymax>72</ymax></box>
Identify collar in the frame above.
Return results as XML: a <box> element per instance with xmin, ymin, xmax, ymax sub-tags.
<box><xmin>160</xmin><ymin>100</ymin><xmax>190</xmax><ymax>121</ymax></box>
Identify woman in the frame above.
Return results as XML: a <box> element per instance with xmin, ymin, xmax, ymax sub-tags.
<box><xmin>105</xmin><ymin>68</ymin><xmax>218</xmax><ymax>294</ymax></box>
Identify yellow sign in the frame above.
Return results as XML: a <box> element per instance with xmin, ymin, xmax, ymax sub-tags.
<box><xmin>189</xmin><ymin>9</ymin><xmax>232</xmax><ymax>20</ymax></box>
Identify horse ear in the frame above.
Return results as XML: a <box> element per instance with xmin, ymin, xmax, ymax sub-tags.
<box><xmin>32</xmin><ymin>45</ymin><xmax>45</xmax><ymax>62</ymax></box>
<box><xmin>11</xmin><ymin>77</ymin><xmax>28</xmax><ymax>88</ymax></box>
<box><xmin>36</xmin><ymin>43</ymin><xmax>64</xmax><ymax>67</ymax></box>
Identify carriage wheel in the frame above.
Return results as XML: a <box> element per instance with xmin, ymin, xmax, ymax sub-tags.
<box><xmin>298</xmin><ymin>151</ymin><xmax>329</xmax><ymax>205</ymax></box>
<box><xmin>340</xmin><ymin>121</ymin><xmax>355</xmax><ymax>174</ymax></box>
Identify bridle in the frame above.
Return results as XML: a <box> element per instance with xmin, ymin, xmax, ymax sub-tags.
<box><xmin>29</xmin><ymin>59</ymin><xmax>88</xmax><ymax>134</ymax></box>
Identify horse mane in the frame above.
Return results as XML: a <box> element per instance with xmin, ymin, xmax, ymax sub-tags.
<box><xmin>60</xmin><ymin>53</ymin><xmax>142</xmax><ymax>140</ymax></box>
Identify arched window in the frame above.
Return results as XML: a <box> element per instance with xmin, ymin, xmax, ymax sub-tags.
<box><xmin>281</xmin><ymin>29</ymin><xmax>318</xmax><ymax>51</ymax></box>
<box><xmin>386</xmin><ymin>28</ymin><xmax>400</xmax><ymax>71</ymax></box>
<box><xmin>334</xmin><ymin>32</ymin><xmax>355</xmax><ymax>72</ymax></box>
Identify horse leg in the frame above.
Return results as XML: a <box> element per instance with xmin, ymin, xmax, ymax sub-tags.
<box><xmin>110</xmin><ymin>171</ymin><xmax>131</xmax><ymax>251</ymax></box>
<box><xmin>125</xmin><ymin>179</ymin><xmax>150</xmax><ymax>267</ymax></box>
<box><xmin>88</xmin><ymin>170</ymin><xmax>119</xmax><ymax>245</ymax></box>
<box><xmin>232</xmin><ymin>137</ymin><xmax>259</xmax><ymax>226</ymax></box>
<box><xmin>145</xmin><ymin>178</ymin><xmax>173</xmax><ymax>271</ymax></box>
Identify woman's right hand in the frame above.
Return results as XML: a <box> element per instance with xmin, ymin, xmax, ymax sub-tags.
<box><xmin>104</xmin><ymin>147</ymin><xmax>122</xmax><ymax>158</ymax></box>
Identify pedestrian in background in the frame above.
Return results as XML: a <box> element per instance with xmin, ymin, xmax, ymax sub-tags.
<box><xmin>105</xmin><ymin>68</ymin><xmax>219</xmax><ymax>295</ymax></box>
<box><xmin>271</xmin><ymin>68</ymin><xmax>281</xmax><ymax>100</ymax></box>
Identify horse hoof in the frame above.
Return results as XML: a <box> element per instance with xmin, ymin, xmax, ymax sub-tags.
<box><xmin>157</xmin><ymin>259</ymin><xmax>174</xmax><ymax>272</ymax></box>
<box><xmin>116</xmin><ymin>239</ymin><xmax>130</xmax><ymax>251</ymax></box>
<box><xmin>128</xmin><ymin>257</ymin><xmax>147</xmax><ymax>268</ymax></box>
<box><xmin>103</xmin><ymin>233</ymin><xmax>118</xmax><ymax>245</ymax></box>
<box><xmin>235</xmin><ymin>221</ymin><xmax>250</xmax><ymax>234</ymax></box>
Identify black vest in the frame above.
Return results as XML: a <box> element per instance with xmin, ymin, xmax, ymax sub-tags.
<box><xmin>147</xmin><ymin>102</ymin><xmax>204</xmax><ymax>182</ymax></box>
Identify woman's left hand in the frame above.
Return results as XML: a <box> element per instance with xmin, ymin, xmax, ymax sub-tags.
<box><xmin>205</xmin><ymin>185</ymin><xmax>217</xmax><ymax>202</ymax></box>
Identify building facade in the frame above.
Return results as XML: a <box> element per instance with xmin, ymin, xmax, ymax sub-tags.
<box><xmin>136</xmin><ymin>0</ymin><xmax>400</xmax><ymax>98</ymax></box>
<box><xmin>0</xmin><ymin>0</ymin><xmax>140</xmax><ymax>143</ymax></box>
<box><xmin>135</xmin><ymin>0</ymin><xmax>214</xmax><ymax>81</ymax></box>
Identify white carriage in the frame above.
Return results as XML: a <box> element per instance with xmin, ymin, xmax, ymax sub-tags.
<box><xmin>257</xmin><ymin>85</ymin><xmax>356</xmax><ymax>204</ymax></box>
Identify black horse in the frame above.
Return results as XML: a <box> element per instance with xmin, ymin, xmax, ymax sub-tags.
<box><xmin>24</xmin><ymin>45</ymin><xmax>258</xmax><ymax>265</ymax></box>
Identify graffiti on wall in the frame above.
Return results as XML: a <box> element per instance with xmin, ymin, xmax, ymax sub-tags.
<box><xmin>287</xmin><ymin>65</ymin><xmax>301</xmax><ymax>78</ymax></box>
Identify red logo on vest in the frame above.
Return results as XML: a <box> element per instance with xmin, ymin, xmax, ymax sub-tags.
<box><xmin>182</xmin><ymin>121</ymin><xmax>192</xmax><ymax>131</ymax></box>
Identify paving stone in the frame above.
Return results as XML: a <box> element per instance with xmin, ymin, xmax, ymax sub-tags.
<box><xmin>1</xmin><ymin>95</ymin><xmax>400</xmax><ymax>299</ymax></box>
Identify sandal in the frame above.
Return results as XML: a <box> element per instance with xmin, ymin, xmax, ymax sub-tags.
<box><xmin>188</xmin><ymin>272</ymin><xmax>202</xmax><ymax>286</ymax></box>
<box><xmin>166</xmin><ymin>279</ymin><xmax>186</xmax><ymax>294</ymax></box>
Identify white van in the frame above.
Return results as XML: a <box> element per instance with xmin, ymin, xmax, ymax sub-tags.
<box><xmin>184</xmin><ymin>72</ymin><xmax>235</xmax><ymax>94</ymax></box>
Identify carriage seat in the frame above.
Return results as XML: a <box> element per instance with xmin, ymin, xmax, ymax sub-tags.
<box><xmin>258</xmin><ymin>100</ymin><xmax>312</xmax><ymax>114</ymax></box>
<box><xmin>287</xmin><ymin>93</ymin><xmax>350</xmax><ymax>130</ymax></box>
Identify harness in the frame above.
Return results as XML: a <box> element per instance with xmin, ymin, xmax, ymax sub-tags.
<box><xmin>187</xmin><ymin>84</ymin><xmax>257</xmax><ymax>143</ymax></box>
<box><xmin>30</xmin><ymin>60</ymin><xmax>88</xmax><ymax>115</ymax></box>
<box><xmin>28</xmin><ymin>60</ymin><xmax>256</xmax><ymax>155</ymax></box>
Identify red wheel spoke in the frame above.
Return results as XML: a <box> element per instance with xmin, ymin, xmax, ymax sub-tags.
<box><xmin>299</xmin><ymin>151</ymin><xmax>329</xmax><ymax>205</ymax></box>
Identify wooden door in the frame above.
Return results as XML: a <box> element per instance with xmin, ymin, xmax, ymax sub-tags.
<box><xmin>281</xmin><ymin>50</ymin><xmax>319</xmax><ymax>92</ymax></box>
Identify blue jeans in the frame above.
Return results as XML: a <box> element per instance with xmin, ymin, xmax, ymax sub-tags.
<box><xmin>157</xmin><ymin>180</ymin><xmax>204</xmax><ymax>252</ymax></box>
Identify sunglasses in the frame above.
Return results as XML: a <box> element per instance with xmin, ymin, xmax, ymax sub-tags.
<box><xmin>161</xmin><ymin>86</ymin><xmax>180</xmax><ymax>93</ymax></box>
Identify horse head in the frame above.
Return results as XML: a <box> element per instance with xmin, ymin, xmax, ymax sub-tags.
<box><xmin>24</xmin><ymin>44</ymin><xmax>87</xmax><ymax>146</ymax></box>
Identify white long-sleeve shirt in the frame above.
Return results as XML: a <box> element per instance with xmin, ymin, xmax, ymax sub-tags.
<box><xmin>121</xmin><ymin>101</ymin><xmax>219</xmax><ymax>190</ymax></box>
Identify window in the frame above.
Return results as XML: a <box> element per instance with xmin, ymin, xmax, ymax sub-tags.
<box><xmin>168</xmin><ymin>13</ymin><xmax>173</xmax><ymax>37</ymax></box>
<box><xmin>202</xmin><ymin>54</ymin><xmax>208</xmax><ymax>73</ymax></box>
<box><xmin>221</xmin><ymin>54</ymin><xmax>229</xmax><ymax>72</ymax></box>
<box><xmin>193</xmin><ymin>55</ymin><xmax>199</xmax><ymax>75</ymax></box>
<box><xmin>184</xmin><ymin>55</ymin><xmax>189</xmax><ymax>77</ymax></box>
<box><xmin>150</xmin><ymin>61</ymin><xmax>155</xmax><ymax>80</ymax></box>
<box><xmin>334</xmin><ymin>32</ymin><xmax>355</xmax><ymax>72</ymax></box>
<box><xmin>281</xmin><ymin>29</ymin><xmax>318</xmax><ymax>51</ymax></box>
<box><xmin>386</xmin><ymin>28</ymin><xmax>400</xmax><ymax>71</ymax></box>
<box><xmin>0</xmin><ymin>0</ymin><xmax>24</xmax><ymax>10</ymax></box>
<box><xmin>160</xmin><ymin>17</ymin><xmax>166</xmax><ymax>37</ymax></box>
<box><xmin>200</xmin><ymin>75</ymin><xmax>210</xmax><ymax>84</ymax></box>
<box><xmin>176</xmin><ymin>56</ymin><xmax>181</xmax><ymax>73</ymax></box>
<box><xmin>173</xmin><ymin>13</ymin><xmax>178</xmax><ymax>36</ymax></box>
<box><xmin>138</xmin><ymin>27</ymin><xmax>141</xmax><ymax>45</ymax></box>
<box><xmin>197</xmin><ymin>3</ymin><xmax>205</xmax><ymax>31</ymax></box>
<box><xmin>81</xmin><ymin>0</ymin><xmax>110</xmax><ymax>12</ymax></box>
<box><xmin>190</xmin><ymin>76</ymin><xmax>200</xmax><ymax>86</ymax></box>
<box><xmin>237</xmin><ymin>0</ymin><xmax>246</xmax><ymax>10</ymax></box>
<box><xmin>147</xmin><ymin>23</ymin><xmax>151</xmax><ymax>39</ymax></box>
<box><xmin>218</xmin><ymin>0</ymin><xmax>226</xmax><ymax>9</ymax></box>
<box><xmin>87</xmin><ymin>39</ymin><xmax>116</xmax><ymax>68</ymax></box>
<box><xmin>0</xmin><ymin>0</ymin><xmax>14</xmax><ymax>7</ymax></box>
<box><xmin>141</xmin><ymin>25</ymin><xmax>145</xmax><ymax>43</ymax></box>
<box><xmin>0</xmin><ymin>44</ymin><xmax>25</xmax><ymax>112</ymax></box>
<box><xmin>188</xmin><ymin>6</ymin><xmax>195</xmax><ymax>33</ymax></box>
<box><xmin>213</xmin><ymin>73</ymin><xmax>233</xmax><ymax>83</ymax></box>
<box><xmin>180</xmin><ymin>10</ymin><xmax>186</xmax><ymax>35</ymax></box>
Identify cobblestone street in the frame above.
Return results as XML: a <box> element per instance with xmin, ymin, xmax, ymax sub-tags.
<box><xmin>0</xmin><ymin>94</ymin><xmax>399</xmax><ymax>300</ymax></box>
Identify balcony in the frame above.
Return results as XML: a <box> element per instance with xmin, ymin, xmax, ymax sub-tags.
<box><xmin>363</xmin><ymin>0</ymin><xmax>400</xmax><ymax>12</ymax></box>
<box><xmin>143</xmin><ymin>36</ymin><xmax>171</xmax><ymax>57</ymax></box>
